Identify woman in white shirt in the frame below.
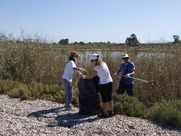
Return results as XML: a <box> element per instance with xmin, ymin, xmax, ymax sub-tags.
<box><xmin>62</xmin><ymin>51</ymin><xmax>86</xmax><ymax>110</ymax></box>
<box><xmin>82</xmin><ymin>54</ymin><xmax>114</xmax><ymax>118</ymax></box>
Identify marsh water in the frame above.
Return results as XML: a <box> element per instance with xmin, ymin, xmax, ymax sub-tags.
<box><xmin>78</xmin><ymin>50</ymin><xmax>172</xmax><ymax>65</ymax></box>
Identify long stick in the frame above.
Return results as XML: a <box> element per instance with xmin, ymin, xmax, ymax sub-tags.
<box><xmin>115</xmin><ymin>74</ymin><xmax>155</xmax><ymax>85</ymax></box>
<box><xmin>128</xmin><ymin>76</ymin><xmax>155</xmax><ymax>85</ymax></box>
<box><xmin>127</xmin><ymin>76</ymin><xmax>149</xmax><ymax>83</ymax></box>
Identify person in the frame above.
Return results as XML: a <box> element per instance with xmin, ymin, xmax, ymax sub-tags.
<box><xmin>115</xmin><ymin>53</ymin><xmax>135</xmax><ymax>96</ymax></box>
<box><xmin>62</xmin><ymin>51</ymin><xmax>86</xmax><ymax>110</ymax></box>
<box><xmin>81</xmin><ymin>53</ymin><xmax>114</xmax><ymax>118</ymax></box>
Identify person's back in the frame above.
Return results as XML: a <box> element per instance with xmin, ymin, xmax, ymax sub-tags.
<box><xmin>94</xmin><ymin>62</ymin><xmax>113</xmax><ymax>84</ymax></box>
<box><xmin>80</xmin><ymin>54</ymin><xmax>114</xmax><ymax>118</ymax></box>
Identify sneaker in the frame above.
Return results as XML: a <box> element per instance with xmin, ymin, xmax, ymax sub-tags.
<box><xmin>64</xmin><ymin>107</ymin><xmax>75</xmax><ymax>111</ymax></box>
<box><xmin>97</xmin><ymin>113</ymin><xmax>108</xmax><ymax>118</ymax></box>
<box><xmin>108</xmin><ymin>111</ymin><xmax>115</xmax><ymax>117</ymax></box>
<box><xmin>64</xmin><ymin>104</ymin><xmax>74</xmax><ymax>108</ymax></box>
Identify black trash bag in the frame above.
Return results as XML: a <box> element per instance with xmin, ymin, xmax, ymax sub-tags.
<box><xmin>78</xmin><ymin>76</ymin><xmax>101</xmax><ymax>115</ymax></box>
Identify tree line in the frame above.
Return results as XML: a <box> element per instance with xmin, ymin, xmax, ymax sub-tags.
<box><xmin>58</xmin><ymin>34</ymin><xmax>181</xmax><ymax>46</ymax></box>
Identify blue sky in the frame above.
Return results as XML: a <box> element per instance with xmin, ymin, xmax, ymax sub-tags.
<box><xmin>0</xmin><ymin>0</ymin><xmax>181</xmax><ymax>43</ymax></box>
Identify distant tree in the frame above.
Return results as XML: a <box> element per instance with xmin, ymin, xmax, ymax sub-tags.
<box><xmin>52</xmin><ymin>42</ymin><xmax>57</xmax><ymax>45</ymax></box>
<box><xmin>73</xmin><ymin>41</ymin><xmax>78</xmax><ymax>45</ymax></box>
<box><xmin>125</xmin><ymin>37</ymin><xmax>131</xmax><ymax>44</ymax></box>
<box><xmin>173</xmin><ymin>35</ymin><xmax>180</xmax><ymax>44</ymax></box>
<box><xmin>58</xmin><ymin>38</ymin><xmax>69</xmax><ymax>45</ymax></box>
<box><xmin>0</xmin><ymin>33</ymin><xmax>8</xmax><ymax>42</ymax></box>
<box><xmin>125</xmin><ymin>34</ymin><xmax>139</xmax><ymax>46</ymax></box>
<box><xmin>79</xmin><ymin>41</ymin><xmax>85</xmax><ymax>45</ymax></box>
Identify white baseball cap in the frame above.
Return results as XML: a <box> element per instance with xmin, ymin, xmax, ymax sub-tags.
<box><xmin>90</xmin><ymin>53</ymin><xmax>99</xmax><ymax>61</ymax></box>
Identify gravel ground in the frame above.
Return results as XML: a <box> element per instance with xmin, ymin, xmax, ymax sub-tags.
<box><xmin>0</xmin><ymin>94</ymin><xmax>181</xmax><ymax>136</ymax></box>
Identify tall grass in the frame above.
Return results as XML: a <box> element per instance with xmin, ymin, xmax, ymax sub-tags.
<box><xmin>1</xmin><ymin>40</ymin><xmax>181</xmax><ymax>106</ymax></box>
<box><xmin>1</xmin><ymin>38</ymin><xmax>181</xmax><ymax>128</ymax></box>
<box><xmin>0</xmin><ymin>41</ymin><xmax>66</xmax><ymax>84</ymax></box>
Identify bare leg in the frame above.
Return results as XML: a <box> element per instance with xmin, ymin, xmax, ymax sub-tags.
<box><xmin>103</xmin><ymin>103</ymin><xmax>108</xmax><ymax>113</ymax></box>
<box><xmin>108</xmin><ymin>101</ymin><xmax>113</xmax><ymax>113</ymax></box>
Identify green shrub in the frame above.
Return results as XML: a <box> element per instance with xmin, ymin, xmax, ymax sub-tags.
<box><xmin>28</xmin><ymin>81</ymin><xmax>44</xmax><ymax>99</ymax></box>
<box><xmin>0</xmin><ymin>79</ymin><xmax>65</xmax><ymax>103</ymax></box>
<box><xmin>53</xmin><ymin>90</ymin><xmax>64</xmax><ymax>103</ymax></box>
<box><xmin>148</xmin><ymin>99</ymin><xmax>181</xmax><ymax>128</ymax></box>
<box><xmin>7</xmin><ymin>84</ymin><xmax>31</xmax><ymax>100</ymax></box>
<box><xmin>42</xmin><ymin>84</ymin><xmax>65</xmax><ymax>102</ymax></box>
<box><xmin>113</xmin><ymin>94</ymin><xmax>147</xmax><ymax>117</ymax></box>
<box><xmin>0</xmin><ymin>80</ymin><xmax>19</xmax><ymax>94</ymax></box>
<box><xmin>72</xmin><ymin>88</ymin><xmax>79</xmax><ymax>107</ymax></box>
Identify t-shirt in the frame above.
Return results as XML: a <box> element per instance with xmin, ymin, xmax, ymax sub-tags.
<box><xmin>120</xmin><ymin>61</ymin><xmax>135</xmax><ymax>85</ymax></box>
<box><xmin>93</xmin><ymin>62</ymin><xmax>113</xmax><ymax>84</ymax></box>
<box><xmin>62</xmin><ymin>60</ymin><xmax>76</xmax><ymax>82</ymax></box>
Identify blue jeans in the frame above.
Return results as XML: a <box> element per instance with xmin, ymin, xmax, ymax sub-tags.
<box><xmin>62</xmin><ymin>78</ymin><xmax>73</xmax><ymax>108</ymax></box>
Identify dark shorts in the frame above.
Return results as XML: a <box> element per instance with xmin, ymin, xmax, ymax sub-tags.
<box><xmin>117</xmin><ymin>81</ymin><xmax>134</xmax><ymax>96</ymax></box>
<box><xmin>99</xmin><ymin>82</ymin><xmax>113</xmax><ymax>103</ymax></box>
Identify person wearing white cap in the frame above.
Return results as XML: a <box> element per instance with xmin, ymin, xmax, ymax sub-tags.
<box><xmin>81</xmin><ymin>53</ymin><xmax>114</xmax><ymax>118</ymax></box>
<box><xmin>62</xmin><ymin>51</ymin><xmax>86</xmax><ymax>110</ymax></box>
<box><xmin>115</xmin><ymin>53</ymin><xmax>135</xmax><ymax>96</ymax></box>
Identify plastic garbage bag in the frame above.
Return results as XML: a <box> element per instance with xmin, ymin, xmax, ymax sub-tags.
<box><xmin>77</xmin><ymin>76</ymin><xmax>101</xmax><ymax>115</ymax></box>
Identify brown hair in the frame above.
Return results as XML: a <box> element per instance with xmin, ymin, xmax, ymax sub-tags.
<box><xmin>67</xmin><ymin>51</ymin><xmax>78</xmax><ymax>63</ymax></box>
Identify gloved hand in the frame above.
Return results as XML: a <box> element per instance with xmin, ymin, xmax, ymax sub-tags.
<box><xmin>125</xmin><ymin>73</ymin><xmax>131</xmax><ymax>78</ymax></box>
<box><xmin>81</xmin><ymin>74</ymin><xmax>87</xmax><ymax>79</ymax></box>
<box><xmin>76</xmin><ymin>71</ymin><xmax>83</xmax><ymax>76</ymax></box>
<box><xmin>79</xmin><ymin>68</ymin><xmax>86</xmax><ymax>72</ymax></box>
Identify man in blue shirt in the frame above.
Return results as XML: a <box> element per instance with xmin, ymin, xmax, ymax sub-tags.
<box><xmin>115</xmin><ymin>53</ymin><xmax>135</xmax><ymax>96</ymax></box>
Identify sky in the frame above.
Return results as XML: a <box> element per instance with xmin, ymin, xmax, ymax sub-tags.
<box><xmin>0</xmin><ymin>0</ymin><xmax>181</xmax><ymax>43</ymax></box>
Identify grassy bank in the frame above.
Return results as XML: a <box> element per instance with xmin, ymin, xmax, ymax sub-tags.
<box><xmin>1</xmin><ymin>40</ymin><xmax>181</xmax><ymax>128</ymax></box>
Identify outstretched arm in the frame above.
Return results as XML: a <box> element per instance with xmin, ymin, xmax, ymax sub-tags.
<box><xmin>84</xmin><ymin>70</ymin><xmax>97</xmax><ymax>79</ymax></box>
<box><xmin>115</xmin><ymin>69</ymin><xmax>121</xmax><ymax>76</ymax></box>
<box><xmin>73</xmin><ymin>67</ymin><xmax>86</xmax><ymax>72</ymax></box>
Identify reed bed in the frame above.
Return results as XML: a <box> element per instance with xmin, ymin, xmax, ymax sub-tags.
<box><xmin>0</xmin><ymin>40</ymin><xmax>181</xmax><ymax>106</ymax></box>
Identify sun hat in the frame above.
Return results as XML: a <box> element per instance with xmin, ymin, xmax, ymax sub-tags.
<box><xmin>71</xmin><ymin>51</ymin><xmax>79</xmax><ymax>57</ymax></box>
<box><xmin>90</xmin><ymin>53</ymin><xmax>99</xmax><ymax>61</ymax></box>
<box><xmin>122</xmin><ymin>53</ymin><xmax>129</xmax><ymax>59</ymax></box>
